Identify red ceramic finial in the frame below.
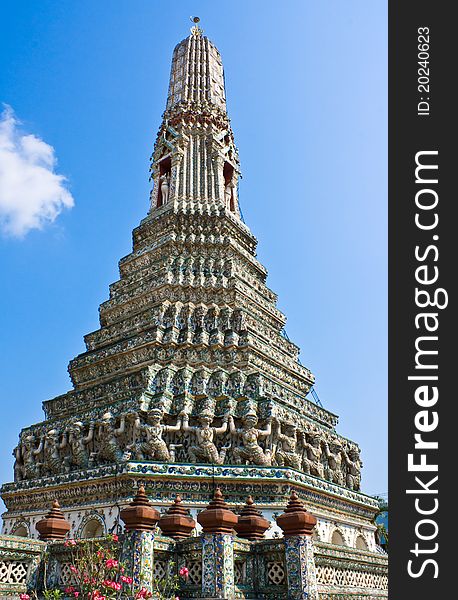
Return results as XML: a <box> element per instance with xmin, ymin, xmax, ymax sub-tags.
<box><xmin>131</xmin><ymin>485</ymin><xmax>152</xmax><ymax>506</ymax></box>
<box><xmin>197</xmin><ymin>487</ymin><xmax>238</xmax><ymax>534</ymax></box>
<box><xmin>159</xmin><ymin>495</ymin><xmax>196</xmax><ymax>540</ymax></box>
<box><xmin>36</xmin><ymin>500</ymin><xmax>71</xmax><ymax>540</ymax></box>
<box><xmin>120</xmin><ymin>485</ymin><xmax>160</xmax><ymax>532</ymax></box>
<box><xmin>276</xmin><ymin>491</ymin><xmax>317</xmax><ymax>537</ymax></box>
<box><xmin>235</xmin><ymin>496</ymin><xmax>270</xmax><ymax>540</ymax></box>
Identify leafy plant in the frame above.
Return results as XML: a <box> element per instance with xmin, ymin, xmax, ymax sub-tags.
<box><xmin>372</xmin><ymin>496</ymin><xmax>389</xmax><ymax>550</ymax></box>
<box><xmin>61</xmin><ymin>534</ymin><xmax>135</xmax><ymax>599</ymax></box>
<box><xmin>21</xmin><ymin>535</ymin><xmax>189</xmax><ymax>600</ymax></box>
<box><xmin>43</xmin><ymin>591</ymin><xmax>65</xmax><ymax>600</ymax></box>
<box><xmin>146</xmin><ymin>563</ymin><xmax>188</xmax><ymax>600</ymax></box>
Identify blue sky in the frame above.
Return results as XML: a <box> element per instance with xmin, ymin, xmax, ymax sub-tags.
<box><xmin>0</xmin><ymin>0</ymin><xmax>387</xmax><ymax>501</ymax></box>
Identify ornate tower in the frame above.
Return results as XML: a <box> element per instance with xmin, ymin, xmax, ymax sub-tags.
<box><xmin>1</xmin><ymin>23</ymin><xmax>379</xmax><ymax>554</ymax></box>
<box><xmin>150</xmin><ymin>21</ymin><xmax>241</xmax><ymax>217</ymax></box>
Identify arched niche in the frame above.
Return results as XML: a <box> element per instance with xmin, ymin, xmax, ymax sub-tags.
<box><xmin>79</xmin><ymin>515</ymin><xmax>105</xmax><ymax>539</ymax></box>
<box><xmin>355</xmin><ymin>534</ymin><xmax>368</xmax><ymax>551</ymax></box>
<box><xmin>13</xmin><ymin>524</ymin><xmax>29</xmax><ymax>537</ymax></box>
<box><xmin>331</xmin><ymin>528</ymin><xmax>346</xmax><ymax>546</ymax></box>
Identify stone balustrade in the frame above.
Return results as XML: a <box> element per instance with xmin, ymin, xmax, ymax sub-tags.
<box><xmin>314</xmin><ymin>541</ymin><xmax>388</xmax><ymax>599</ymax></box>
<box><xmin>0</xmin><ymin>490</ymin><xmax>387</xmax><ymax>599</ymax></box>
<box><xmin>0</xmin><ymin>535</ymin><xmax>45</xmax><ymax>597</ymax></box>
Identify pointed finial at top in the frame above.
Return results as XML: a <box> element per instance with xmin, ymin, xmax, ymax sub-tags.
<box><xmin>190</xmin><ymin>16</ymin><xmax>203</xmax><ymax>36</ymax></box>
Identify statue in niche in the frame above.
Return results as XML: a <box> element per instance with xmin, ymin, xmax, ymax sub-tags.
<box><xmin>182</xmin><ymin>411</ymin><xmax>230</xmax><ymax>465</ymax></box>
<box><xmin>160</xmin><ymin>173</ymin><xmax>170</xmax><ymax>205</ymax></box>
<box><xmin>229</xmin><ymin>413</ymin><xmax>272</xmax><ymax>466</ymax></box>
<box><xmin>272</xmin><ymin>420</ymin><xmax>301</xmax><ymax>470</ymax></box>
<box><xmin>342</xmin><ymin>444</ymin><xmax>362</xmax><ymax>491</ymax></box>
<box><xmin>20</xmin><ymin>434</ymin><xmax>44</xmax><ymax>480</ymax></box>
<box><xmin>323</xmin><ymin>437</ymin><xmax>344</xmax><ymax>486</ymax></box>
<box><xmin>12</xmin><ymin>445</ymin><xmax>24</xmax><ymax>482</ymax></box>
<box><xmin>224</xmin><ymin>182</ymin><xmax>233</xmax><ymax>210</ymax></box>
<box><xmin>128</xmin><ymin>409</ymin><xmax>182</xmax><ymax>462</ymax></box>
<box><xmin>96</xmin><ymin>412</ymin><xmax>126</xmax><ymax>463</ymax></box>
<box><xmin>43</xmin><ymin>429</ymin><xmax>67</xmax><ymax>475</ymax></box>
<box><xmin>64</xmin><ymin>421</ymin><xmax>96</xmax><ymax>470</ymax></box>
<box><xmin>299</xmin><ymin>428</ymin><xmax>325</xmax><ymax>478</ymax></box>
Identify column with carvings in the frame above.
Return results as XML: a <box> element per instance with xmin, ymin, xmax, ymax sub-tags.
<box><xmin>197</xmin><ymin>488</ymin><xmax>238</xmax><ymax>599</ymax></box>
<box><xmin>119</xmin><ymin>485</ymin><xmax>160</xmax><ymax>592</ymax></box>
<box><xmin>277</xmin><ymin>491</ymin><xmax>319</xmax><ymax>600</ymax></box>
<box><xmin>35</xmin><ymin>500</ymin><xmax>72</xmax><ymax>590</ymax></box>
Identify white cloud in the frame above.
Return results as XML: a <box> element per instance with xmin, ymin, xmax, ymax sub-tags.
<box><xmin>0</xmin><ymin>105</ymin><xmax>74</xmax><ymax>237</ymax></box>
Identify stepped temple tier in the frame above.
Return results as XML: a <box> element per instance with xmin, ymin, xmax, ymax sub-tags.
<box><xmin>1</xmin><ymin>21</ymin><xmax>387</xmax><ymax>599</ymax></box>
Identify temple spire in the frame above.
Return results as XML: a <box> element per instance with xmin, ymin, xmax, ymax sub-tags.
<box><xmin>148</xmin><ymin>25</ymin><xmax>241</xmax><ymax>217</ymax></box>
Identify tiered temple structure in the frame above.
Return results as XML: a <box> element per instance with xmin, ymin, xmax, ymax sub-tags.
<box><xmin>1</xmin><ymin>21</ymin><xmax>387</xmax><ymax>599</ymax></box>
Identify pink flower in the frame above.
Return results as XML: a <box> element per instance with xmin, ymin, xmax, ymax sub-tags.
<box><xmin>105</xmin><ymin>558</ymin><xmax>119</xmax><ymax>569</ymax></box>
<box><xmin>64</xmin><ymin>539</ymin><xmax>77</xmax><ymax>547</ymax></box>
<box><xmin>179</xmin><ymin>566</ymin><xmax>189</xmax><ymax>578</ymax></box>
<box><xmin>112</xmin><ymin>534</ymin><xmax>119</xmax><ymax>542</ymax></box>
<box><xmin>121</xmin><ymin>575</ymin><xmax>133</xmax><ymax>584</ymax></box>
<box><xmin>74</xmin><ymin>593</ymin><xmax>80</xmax><ymax>598</ymax></box>
<box><xmin>20</xmin><ymin>595</ymin><xmax>30</xmax><ymax>600</ymax></box>
<box><xmin>102</xmin><ymin>580</ymin><xmax>122</xmax><ymax>591</ymax></box>
<box><xmin>65</xmin><ymin>587</ymin><xmax>75</xmax><ymax>594</ymax></box>
<box><xmin>70</xmin><ymin>565</ymin><xmax>78</xmax><ymax>574</ymax></box>
<box><xmin>175</xmin><ymin>597</ymin><xmax>180</xmax><ymax>600</ymax></box>
<box><xmin>135</xmin><ymin>588</ymin><xmax>152</xmax><ymax>599</ymax></box>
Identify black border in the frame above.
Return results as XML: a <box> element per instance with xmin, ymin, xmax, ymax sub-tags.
<box><xmin>389</xmin><ymin>2</ymin><xmax>454</xmax><ymax>596</ymax></box>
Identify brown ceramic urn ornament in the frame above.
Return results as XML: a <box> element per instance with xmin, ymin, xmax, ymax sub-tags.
<box><xmin>197</xmin><ymin>487</ymin><xmax>238</xmax><ymax>534</ymax></box>
<box><xmin>235</xmin><ymin>496</ymin><xmax>270</xmax><ymax>540</ymax></box>
<box><xmin>36</xmin><ymin>500</ymin><xmax>71</xmax><ymax>541</ymax></box>
<box><xmin>159</xmin><ymin>495</ymin><xmax>196</xmax><ymax>540</ymax></box>
<box><xmin>276</xmin><ymin>491</ymin><xmax>317</xmax><ymax>537</ymax></box>
<box><xmin>120</xmin><ymin>485</ymin><xmax>160</xmax><ymax>532</ymax></box>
